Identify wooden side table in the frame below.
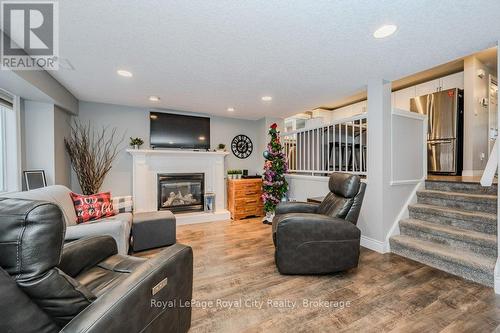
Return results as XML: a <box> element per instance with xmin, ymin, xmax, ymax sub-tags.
<box><xmin>227</xmin><ymin>178</ymin><xmax>264</xmax><ymax>220</ymax></box>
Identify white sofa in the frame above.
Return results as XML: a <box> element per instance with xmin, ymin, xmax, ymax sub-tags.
<box><xmin>3</xmin><ymin>185</ymin><xmax>132</xmax><ymax>254</ymax></box>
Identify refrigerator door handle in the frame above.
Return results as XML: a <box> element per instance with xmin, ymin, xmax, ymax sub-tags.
<box><xmin>429</xmin><ymin>140</ymin><xmax>452</xmax><ymax>144</ymax></box>
<box><xmin>428</xmin><ymin>94</ymin><xmax>434</xmax><ymax>137</ymax></box>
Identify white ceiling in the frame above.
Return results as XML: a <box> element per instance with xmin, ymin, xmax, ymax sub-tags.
<box><xmin>51</xmin><ymin>0</ymin><xmax>500</xmax><ymax>120</ymax></box>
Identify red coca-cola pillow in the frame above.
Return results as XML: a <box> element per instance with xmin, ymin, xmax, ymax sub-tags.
<box><xmin>70</xmin><ymin>192</ymin><xmax>115</xmax><ymax>224</ymax></box>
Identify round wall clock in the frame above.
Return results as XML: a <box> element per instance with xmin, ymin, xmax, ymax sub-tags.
<box><xmin>231</xmin><ymin>134</ymin><xmax>253</xmax><ymax>159</ymax></box>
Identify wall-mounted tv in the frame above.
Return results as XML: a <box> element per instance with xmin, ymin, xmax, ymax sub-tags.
<box><xmin>150</xmin><ymin>112</ymin><xmax>210</xmax><ymax>149</ymax></box>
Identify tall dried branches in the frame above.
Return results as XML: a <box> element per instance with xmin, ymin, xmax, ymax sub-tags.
<box><xmin>65</xmin><ymin>121</ymin><xmax>124</xmax><ymax>194</ymax></box>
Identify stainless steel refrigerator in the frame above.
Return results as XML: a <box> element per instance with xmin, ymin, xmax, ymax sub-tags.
<box><xmin>410</xmin><ymin>88</ymin><xmax>464</xmax><ymax>175</ymax></box>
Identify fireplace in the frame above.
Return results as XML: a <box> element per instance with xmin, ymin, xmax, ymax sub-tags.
<box><xmin>157</xmin><ymin>173</ymin><xmax>204</xmax><ymax>213</ymax></box>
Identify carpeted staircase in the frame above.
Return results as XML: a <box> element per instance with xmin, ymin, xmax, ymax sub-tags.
<box><xmin>390</xmin><ymin>180</ymin><xmax>497</xmax><ymax>287</ymax></box>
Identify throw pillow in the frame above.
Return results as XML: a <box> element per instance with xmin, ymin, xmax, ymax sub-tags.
<box><xmin>111</xmin><ymin>195</ymin><xmax>134</xmax><ymax>214</ymax></box>
<box><xmin>70</xmin><ymin>192</ymin><xmax>115</xmax><ymax>223</ymax></box>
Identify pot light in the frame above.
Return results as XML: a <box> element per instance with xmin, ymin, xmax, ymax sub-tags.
<box><xmin>149</xmin><ymin>95</ymin><xmax>160</xmax><ymax>102</ymax></box>
<box><xmin>117</xmin><ymin>69</ymin><xmax>133</xmax><ymax>77</ymax></box>
<box><xmin>261</xmin><ymin>96</ymin><xmax>273</xmax><ymax>102</ymax></box>
<box><xmin>227</xmin><ymin>107</ymin><xmax>235</xmax><ymax>112</ymax></box>
<box><xmin>373</xmin><ymin>24</ymin><xmax>397</xmax><ymax>39</ymax></box>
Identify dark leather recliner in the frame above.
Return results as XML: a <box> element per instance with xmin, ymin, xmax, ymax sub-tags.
<box><xmin>0</xmin><ymin>198</ymin><xmax>193</xmax><ymax>333</ymax></box>
<box><xmin>272</xmin><ymin>172</ymin><xmax>366</xmax><ymax>274</ymax></box>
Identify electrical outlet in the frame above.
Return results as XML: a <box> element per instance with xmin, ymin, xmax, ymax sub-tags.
<box><xmin>480</xmin><ymin>152</ymin><xmax>486</xmax><ymax>161</ymax></box>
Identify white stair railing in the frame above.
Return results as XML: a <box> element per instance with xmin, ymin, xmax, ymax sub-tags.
<box><xmin>282</xmin><ymin>114</ymin><xmax>367</xmax><ymax>176</ymax></box>
<box><xmin>481</xmin><ymin>140</ymin><xmax>497</xmax><ymax>186</ymax></box>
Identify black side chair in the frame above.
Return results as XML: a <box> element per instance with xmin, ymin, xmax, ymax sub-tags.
<box><xmin>272</xmin><ymin>172</ymin><xmax>366</xmax><ymax>274</ymax></box>
<box><xmin>0</xmin><ymin>198</ymin><xmax>193</xmax><ymax>333</ymax></box>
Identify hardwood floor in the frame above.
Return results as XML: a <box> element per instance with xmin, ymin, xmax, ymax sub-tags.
<box><xmin>137</xmin><ymin>218</ymin><xmax>500</xmax><ymax>333</ymax></box>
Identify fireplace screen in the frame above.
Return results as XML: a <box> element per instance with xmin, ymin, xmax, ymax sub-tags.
<box><xmin>157</xmin><ymin>173</ymin><xmax>204</xmax><ymax>213</ymax></box>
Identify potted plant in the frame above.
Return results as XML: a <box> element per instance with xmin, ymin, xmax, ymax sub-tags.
<box><xmin>235</xmin><ymin>170</ymin><xmax>243</xmax><ymax>179</ymax></box>
<box><xmin>227</xmin><ymin>170</ymin><xmax>236</xmax><ymax>179</ymax></box>
<box><xmin>217</xmin><ymin>143</ymin><xmax>226</xmax><ymax>151</ymax></box>
<box><xmin>130</xmin><ymin>137</ymin><xmax>144</xmax><ymax>149</ymax></box>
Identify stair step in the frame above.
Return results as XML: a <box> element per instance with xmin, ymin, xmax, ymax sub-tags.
<box><xmin>416</xmin><ymin>189</ymin><xmax>497</xmax><ymax>214</ymax></box>
<box><xmin>425</xmin><ymin>180</ymin><xmax>497</xmax><ymax>195</ymax></box>
<box><xmin>390</xmin><ymin>235</ymin><xmax>495</xmax><ymax>287</ymax></box>
<box><xmin>399</xmin><ymin>219</ymin><xmax>497</xmax><ymax>257</ymax></box>
<box><xmin>408</xmin><ymin>203</ymin><xmax>497</xmax><ymax>234</ymax></box>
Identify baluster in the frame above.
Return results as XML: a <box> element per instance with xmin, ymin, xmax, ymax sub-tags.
<box><xmin>351</xmin><ymin>122</ymin><xmax>355</xmax><ymax>172</ymax></box>
<box><xmin>327</xmin><ymin>125</ymin><xmax>330</xmax><ymax>173</ymax></box>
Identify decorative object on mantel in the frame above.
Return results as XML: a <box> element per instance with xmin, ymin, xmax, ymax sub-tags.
<box><xmin>231</xmin><ymin>134</ymin><xmax>253</xmax><ymax>159</ymax></box>
<box><xmin>217</xmin><ymin>143</ymin><xmax>226</xmax><ymax>152</ymax></box>
<box><xmin>262</xmin><ymin>123</ymin><xmax>288</xmax><ymax>224</ymax></box>
<box><xmin>129</xmin><ymin>137</ymin><xmax>144</xmax><ymax>149</ymax></box>
<box><xmin>23</xmin><ymin>170</ymin><xmax>47</xmax><ymax>190</ymax></box>
<box><xmin>65</xmin><ymin>121</ymin><xmax>124</xmax><ymax>195</ymax></box>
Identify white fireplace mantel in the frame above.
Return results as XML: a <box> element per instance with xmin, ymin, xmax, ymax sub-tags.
<box><xmin>127</xmin><ymin>149</ymin><xmax>230</xmax><ymax>224</ymax></box>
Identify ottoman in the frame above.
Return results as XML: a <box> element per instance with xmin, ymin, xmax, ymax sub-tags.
<box><xmin>132</xmin><ymin>211</ymin><xmax>176</xmax><ymax>252</ymax></box>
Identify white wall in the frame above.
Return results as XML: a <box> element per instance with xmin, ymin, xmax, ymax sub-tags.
<box><xmin>74</xmin><ymin>101</ymin><xmax>269</xmax><ymax>195</ymax></box>
<box><xmin>464</xmin><ymin>56</ymin><xmax>493</xmax><ymax>175</ymax></box>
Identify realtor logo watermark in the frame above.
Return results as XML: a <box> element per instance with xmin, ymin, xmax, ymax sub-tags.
<box><xmin>1</xmin><ymin>1</ymin><xmax>58</xmax><ymax>70</ymax></box>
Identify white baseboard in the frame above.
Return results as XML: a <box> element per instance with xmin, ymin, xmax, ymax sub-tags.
<box><xmin>384</xmin><ymin>181</ymin><xmax>424</xmax><ymax>252</ymax></box>
<box><xmin>462</xmin><ymin>169</ymin><xmax>484</xmax><ymax>177</ymax></box>
<box><xmin>175</xmin><ymin>209</ymin><xmax>231</xmax><ymax>225</ymax></box>
<box><xmin>360</xmin><ymin>236</ymin><xmax>386</xmax><ymax>253</ymax></box>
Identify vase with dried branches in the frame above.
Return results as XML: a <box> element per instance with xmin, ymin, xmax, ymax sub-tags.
<box><xmin>65</xmin><ymin>121</ymin><xmax>124</xmax><ymax>195</ymax></box>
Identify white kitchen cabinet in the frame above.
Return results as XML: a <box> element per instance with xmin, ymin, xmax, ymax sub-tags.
<box><xmin>416</xmin><ymin>78</ymin><xmax>441</xmax><ymax>96</ymax></box>
<box><xmin>350</xmin><ymin>100</ymin><xmax>367</xmax><ymax>114</ymax></box>
<box><xmin>329</xmin><ymin>102</ymin><xmax>366</xmax><ymax>123</ymax></box>
<box><xmin>393</xmin><ymin>86</ymin><xmax>416</xmax><ymax>111</ymax></box>
<box><xmin>440</xmin><ymin>72</ymin><xmax>464</xmax><ymax>90</ymax></box>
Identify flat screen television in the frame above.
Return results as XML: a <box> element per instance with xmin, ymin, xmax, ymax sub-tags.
<box><xmin>150</xmin><ymin>112</ymin><xmax>210</xmax><ymax>149</ymax></box>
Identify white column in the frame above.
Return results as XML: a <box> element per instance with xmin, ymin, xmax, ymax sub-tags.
<box><xmin>358</xmin><ymin>79</ymin><xmax>392</xmax><ymax>248</ymax></box>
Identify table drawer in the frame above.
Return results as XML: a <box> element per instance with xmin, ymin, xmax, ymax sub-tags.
<box><xmin>235</xmin><ymin>197</ymin><xmax>261</xmax><ymax>207</ymax></box>
<box><xmin>234</xmin><ymin>188</ymin><xmax>261</xmax><ymax>198</ymax></box>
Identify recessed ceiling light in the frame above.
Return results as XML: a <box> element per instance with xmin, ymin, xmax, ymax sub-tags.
<box><xmin>261</xmin><ymin>96</ymin><xmax>273</xmax><ymax>102</ymax></box>
<box><xmin>149</xmin><ymin>95</ymin><xmax>160</xmax><ymax>102</ymax></box>
<box><xmin>373</xmin><ymin>24</ymin><xmax>397</xmax><ymax>39</ymax></box>
<box><xmin>227</xmin><ymin>107</ymin><xmax>235</xmax><ymax>112</ymax></box>
<box><xmin>117</xmin><ymin>69</ymin><xmax>133</xmax><ymax>77</ymax></box>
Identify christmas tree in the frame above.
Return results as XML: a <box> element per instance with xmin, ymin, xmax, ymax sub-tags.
<box><xmin>262</xmin><ymin>123</ymin><xmax>288</xmax><ymax>224</ymax></box>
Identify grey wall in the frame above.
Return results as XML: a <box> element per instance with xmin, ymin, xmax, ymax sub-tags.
<box><xmin>74</xmin><ymin>101</ymin><xmax>270</xmax><ymax>195</ymax></box>
<box><xmin>54</xmin><ymin>106</ymin><xmax>72</xmax><ymax>186</ymax></box>
<box><xmin>22</xmin><ymin>100</ymin><xmax>55</xmax><ymax>185</ymax></box>
<box><xmin>21</xmin><ymin>100</ymin><xmax>73</xmax><ymax>188</ymax></box>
